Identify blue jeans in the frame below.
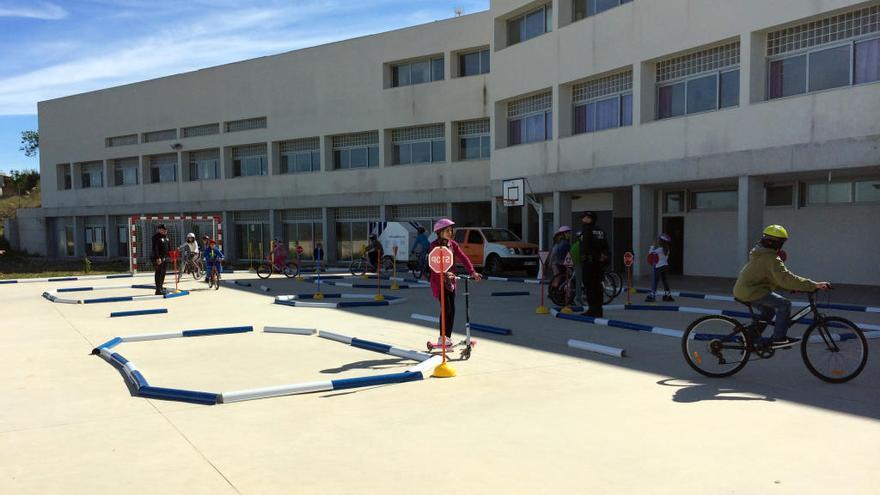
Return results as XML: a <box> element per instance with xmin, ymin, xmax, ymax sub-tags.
<box><xmin>205</xmin><ymin>262</ymin><xmax>222</xmax><ymax>281</ymax></box>
<box><xmin>752</xmin><ymin>291</ymin><xmax>791</xmax><ymax>339</ymax></box>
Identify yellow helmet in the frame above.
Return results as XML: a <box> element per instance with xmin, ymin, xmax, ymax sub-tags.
<box><xmin>762</xmin><ymin>225</ymin><xmax>789</xmax><ymax>239</ymax></box>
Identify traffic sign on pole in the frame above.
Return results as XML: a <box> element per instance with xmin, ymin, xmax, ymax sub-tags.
<box><xmin>429</xmin><ymin>246</ymin><xmax>454</xmax><ymax>274</ymax></box>
<box><xmin>623</xmin><ymin>252</ymin><xmax>634</xmax><ymax>267</ymax></box>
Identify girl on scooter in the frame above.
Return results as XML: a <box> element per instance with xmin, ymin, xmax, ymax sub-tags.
<box><xmin>429</xmin><ymin>218</ymin><xmax>482</xmax><ymax>347</ymax></box>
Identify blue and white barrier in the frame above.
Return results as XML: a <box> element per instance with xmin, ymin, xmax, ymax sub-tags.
<box><xmin>274</xmin><ymin>293</ymin><xmax>407</xmax><ymax>308</ymax></box>
<box><xmin>43</xmin><ymin>289</ymin><xmax>190</xmax><ymax>304</ymax></box>
<box><xmin>567</xmin><ymin>339</ymin><xmax>626</xmax><ymax>358</ymax></box>
<box><xmin>234</xmin><ymin>281</ymin><xmax>252</xmax><ymax>287</ymax></box>
<box><xmin>550</xmin><ymin>308</ymin><xmax>685</xmax><ymax>338</ymax></box>
<box><xmin>630</xmin><ymin>288</ymin><xmax>880</xmax><ymax>313</ymax></box>
<box><xmin>409</xmin><ymin>313</ymin><xmax>513</xmax><ymax>336</ymax></box>
<box><xmin>110</xmin><ymin>308</ymin><xmax>169</xmax><ymax>318</ymax></box>
<box><xmin>485</xmin><ymin>276</ymin><xmax>542</xmax><ymax>284</ymax></box>
<box><xmin>491</xmin><ymin>291</ymin><xmax>531</xmax><ymax>297</ymax></box>
<box><xmin>312</xmin><ymin>279</ymin><xmax>425</xmax><ymax>289</ymax></box>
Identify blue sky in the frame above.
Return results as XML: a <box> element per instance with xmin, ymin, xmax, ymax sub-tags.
<box><xmin>0</xmin><ymin>0</ymin><xmax>489</xmax><ymax>175</ymax></box>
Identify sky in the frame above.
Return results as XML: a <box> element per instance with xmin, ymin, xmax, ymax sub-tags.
<box><xmin>0</xmin><ymin>0</ymin><xmax>489</xmax><ymax>175</ymax></box>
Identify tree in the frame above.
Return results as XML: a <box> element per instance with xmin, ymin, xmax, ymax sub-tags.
<box><xmin>20</xmin><ymin>130</ymin><xmax>39</xmax><ymax>157</ymax></box>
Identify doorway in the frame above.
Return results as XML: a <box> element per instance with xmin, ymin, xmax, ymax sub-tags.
<box><xmin>662</xmin><ymin>216</ymin><xmax>684</xmax><ymax>274</ymax></box>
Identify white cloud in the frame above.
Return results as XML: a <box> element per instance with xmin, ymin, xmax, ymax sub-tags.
<box><xmin>0</xmin><ymin>1</ymin><xmax>67</xmax><ymax>20</ymax></box>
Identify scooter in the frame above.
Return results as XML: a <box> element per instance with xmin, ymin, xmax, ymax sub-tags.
<box><xmin>427</xmin><ymin>275</ymin><xmax>476</xmax><ymax>360</ymax></box>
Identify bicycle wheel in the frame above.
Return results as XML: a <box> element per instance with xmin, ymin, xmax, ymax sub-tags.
<box><xmin>381</xmin><ymin>256</ymin><xmax>395</xmax><ymax>275</ymax></box>
<box><xmin>193</xmin><ymin>260</ymin><xmax>204</xmax><ymax>280</ymax></box>
<box><xmin>602</xmin><ymin>272</ymin><xmax>620</xmax><ymax>304</ymax></box>
<box><xmin>801</xmin><ymin>316</ymin><xmax>868</xmax><ymax>383</ymax></box>
<box><xmin>548</xmin><ymin>273</ymin><xmax>571</xmax><ymax>306</ymax></box>
<box><xmin>349</xmin><ymin>259</ymin><xmax>366</xmax><ymax>277</ymax></box>
<box><xmin>283</xmin><ymin>261</ymin><xmax>299</xmax><ymax>278</ymax></box>
<box><xmin>212</xmin><ymin>267</ymin><xmax>220</xmax><ymax>290</ymax></box>
<box><xmin>682</xmin><ymin>315</ymin><xmax>751</xmax><ymax>378</ymax></box>
<box><xmin>608</xmin><ymin>271</ymin><xmax>623</xmax><ymax>297</ymax></box>
<box><xmin>256</xmin><ymin>261</ymin><xmax>272</xmax><ymax>279</ymax></box>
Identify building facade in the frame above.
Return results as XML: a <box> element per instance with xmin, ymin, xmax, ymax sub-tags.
<box><xmin>15</xmin><ymin>0</ymin><xmax>880</xmax><ymax>285</ymax></box>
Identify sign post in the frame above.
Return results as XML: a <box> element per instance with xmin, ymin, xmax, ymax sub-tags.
<box><xmin>295</xmin><ymin>243</ymin><xmax>304</xmax><ymax>281</ymax></box>
<box><xmin>429</xmin><ymin>246</ymin><xmax>456</xmax><ymax>378</ymax></box>
<box><xmin>374</xmin><ymin>245</ymin><xmax>384</xmax><ymax>301</ymax></box>
<box><xmin>390</xmin><ymin>246</ymin><xmax>400</xmax><ymax>290</ymax></box>
<box><xmin>313</xmin><ymin>245</ymin><xmax>324</xmax><ymax>300</ymax></box>
<box><xmin>623</xmin><ymin>252</ymin><xmax>634</xmax><ymax>306</ymax></box>
<box><xmin>535</xmin><ymin>251</ymin><xmax>550</xmax><ymax>314</ymax></box>
<box><xmin>170</xmin><ymin>249</ymin><xmax>180</xmax><ymax>293</ymax></box>
<box><xmin>560</xmin><ymin>253</ymin><xmax>575</xmax><ymax>314</ymax></box>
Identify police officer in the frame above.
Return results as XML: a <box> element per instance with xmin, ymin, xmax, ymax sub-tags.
<box><xmin>579</xmin><ymin>211</ymin><xmax>609</xmax><ymax>317</ymax></box>
<box><xmin>151</xmin><ymin>224</ymin><xmax>170</xmax><ymax>295</ymax></box>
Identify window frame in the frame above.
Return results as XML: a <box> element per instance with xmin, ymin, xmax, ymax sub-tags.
<box><xmin>80</xmin><ymin>163</ymin><xmax>103</xmax><ymax>188</ymax></box>
<box><xmin>688</xmin><ymin>189</ymin><xmax>738</xmax><ymax>211</ymax></box>
<box><xmin>113</xmin><ymin>159</ymin><xmax>139</xmax><ymax>187</ymax></box>
<box><xmin>572</xmin><ymin>0</ymin><xmax>632</xmax><ymax>22</ymax></box>
<box><xmin>390</xmin><ymin>56</ymin><xmax>445</xmax><ymax>88</ymax></box>
<box><xmin>767</xmin><ymin>34</ymin><xmax>880</xmax><ymax>100</ymax></box>
<box><xmin>764</xmin><ymin>183</ymin><xmax>795</xmax><ymax>208</ymax></box>
<box><xmin>657</xmin><ymin>67</ymin><xmax>740</xmax><ymax>119</ymax></box>
<box><xmin>507</xmin><ymin>3</ymin><xmax>552</xmax><ymax>47</ymax></box>
<box><xmin>801</xmin><ymin>180</ymin><xmax>880</xmax><ymax>205</ymax></box>
<box><xmin>188</xmin><ymin>153</ymin><xmax>220</xmax><ymax>181</ymax></box>
<box><xmin>572</xmin><ymin>91</ymin><xmax>633</xmax><ymax>135</ymax></box>
<box><xmin>458</xmin><ymin>48</ymin><xmax>490</xmax><ymax>77</ymax></box>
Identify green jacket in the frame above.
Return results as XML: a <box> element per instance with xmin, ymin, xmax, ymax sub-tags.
<box><xmin>570</xmin><ymin>238</ymin><xmax>581</xmax><ymax>267</ymax></box>
<box><xmin>733</xmin><ymin>246</ymin><xmax>816</xmax><ymax>301</ymax></box>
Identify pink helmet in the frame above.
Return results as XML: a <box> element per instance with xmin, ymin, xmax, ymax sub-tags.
<box><xmin>659</xmin><ymin>233</ymin><xmax>672</xmax><ymax>243</ymax></box>
<box><xmin>555</xmin><ymin>225</ymin><xmax>572</xmax><ymax>235</ymax></box>
<box><xmin>433</xmin><ymin>218</ymin><xmax>455</xmax><ymax>232</ymax></box>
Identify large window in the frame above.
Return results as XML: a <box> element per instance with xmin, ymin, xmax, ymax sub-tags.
<box><xmin>657</xmin><ymin>42</ymin><xmax>740</xmax><ymax>119</ymax></box>
<box><xmin>691</xmin><ymin>190</ymin><xmax>737</xmax><ymax>210</ymax></box>
<box><xmin>225</xmin><ymin>117</ymin><xmax>267</xmax><ymax>133</ymax></box>
<box><xmin>332</xmin><ymin>131</ymin><xmax>379</xmax><ymax>170</ymax></box>
<box><xmin>804</xmin><ymin>179</ymin><xmax>880</xmax><ymax>205</ymax></box>
<box><xmin>664</xmin><ymin>191</ymin><xmax>685</xmax><ymax>213</ymax></box>
<box><xmin>765</xmin><ymin>185</ymin><xmax>794</xmax><ymax>207</ymax></box>
<box><xmin>507</xmin><ymin>4</ymin><xmax>552</xmax><ymax>47</ymax></box>
<box><xmin>85</xmin><ymin>225</ymin><xmax>106</xmax><ymax>257</ymax></box>
<box><xmin>457</xmin><ymin>119</ymin><xmax>490</xmax><ymax>160</ymax></box>
<box><xmin>106</xmin><ymin>134</ymin><xmax>137</xmax><ymax>147</ymax></box>
<box><xmin>459</xmin><ymin>48</ymin><xmax>489</xmax><ymax>77</ymax></box>
<box><xmin>283</xmin><ymin>222</ymin><xmax>323</xmax><ymax>261</ymax></box>
<box><xmin>232</xmin><ymin>144</ymin><xmax>268</xmax><ymax>177</ymax></box>
<box><xmin>391</xmin><ymin>57</ymin><xmax>444</xmax><ymax>87</ymax></box>
<box><xmin>113</xmin><ymin>157</ymin><xmax>139</xmax><ymax>186</ymax></box>
<box><xmin>182</xmin><ymin>123</ymin><xmax>220</xmax><ymax>138</ymax></box>
<box><xmin>149</xmin><ymin>154</ymin><xmax>177</xmax><ymax>183</ymax></box>
<box><xmin>143</xmin><ymin>129</ymin><xmax>176</xmax><ymax>143</ymax></box>
<box><xmin>233</xmin><ymin>211</ymin><xmax>270</xmax><ymax>261</ymax></box>
<box><xmin>767</xmin><ymin>6</ymin><xmax>880</xmax><ymax>99</ymax></box>
<box><xmin>573</xmin><ymin>0</ymin><xmax>632</xmax><ymax>21</ymax></box>
<box><xmin>188</xmin><ymin>149</ymin><xmax>220</xmax><ymax>181</ymax></box>
<box><xmin>392</xmin><ymin>124</ymin><xmax>445</xmax><ymax>165</ymax></box>
<box><xmin>80</xmin><ymin>162</ymin><xmax>103</xmax><ymax>188</ymax></box>
<box><xmin>573</xmin><ymin>70</ymin><xmax>633</xmax><ymax>134</ymax></box>
<box><xmin>508</xmin><ymin>92</ymin><xmax>552</xmax><ymax>146</ymax></box>
<box><xmin>280</xmin><ymin>138</ymin><xmax>320</xmax><ymax>174</ymax></box>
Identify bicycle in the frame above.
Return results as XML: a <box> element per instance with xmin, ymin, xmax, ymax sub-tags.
<box><xmin>681</xmin><ymin>289</ymin><xmax>868</xmax><ymax>383</ymax></box>
<box><xmin>181</xmin><ymin>253</ymin><xmax>204</xmax><ymax>280</ymax></box>
<box><xmin>408</xmin><ymin>252</ymin><xmax>428</xmax><ymax>280</ymax></box>
<box><xmin>349</xmin><ymin>254</ymin><xmax>394</xmax><ymax>277</ymax></box>
<box><xmin>256</xmin><ymin>255</ymin><xmax>299</xmax><ymax>279</ymax></box>
<box><xmin>548</xmin><ymin>267</ymin><xmax>621</xmax><ymax>306</ymax></box>
<box><xmin>207</xmin><ymin>262</ymin><xmax>221</xmax><ymax>290</ymax></box>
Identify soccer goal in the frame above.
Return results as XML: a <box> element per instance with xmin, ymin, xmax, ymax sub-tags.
<box><xmin>128</xmin><ymin>215</ymin><xmax>222</xmax><ymax>273</ymax></box>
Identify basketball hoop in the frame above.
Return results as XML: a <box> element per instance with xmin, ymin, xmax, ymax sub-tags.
<box><xmin>502</xmin><ymin>177</ymin><xmax>525</xmax><ymax>208</ymax></box>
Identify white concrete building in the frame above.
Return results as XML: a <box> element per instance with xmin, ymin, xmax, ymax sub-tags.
<box><xmin>12</xmin><ymin>0</ymin><xmax>880</xmax><ymax>285</ymax></box>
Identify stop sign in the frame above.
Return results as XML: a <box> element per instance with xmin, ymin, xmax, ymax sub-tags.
<box><xmin>429</xmin><ymin>246</ymin><xmax>454</xmax><ymax>274</ymax></box>
<box><xmin>623</xmin><ymin>252</ymin><xmax>634</xmax><ymax>267</ymax></box>
<box><xmin>296</xmin><ymin>245</ymin><xmax>303</xmax><ymax>255</ymax></box>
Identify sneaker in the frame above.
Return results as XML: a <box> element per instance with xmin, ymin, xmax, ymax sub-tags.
<box><xmin>444</xmin><ymin>338</ymin><xmax>455</xmax><ymax>348</ymax></box>
<box><xmin>769</xmin><ymin>336</ymin><xmax>800</xmax><ymax>348</ymax></box>
<box><xmin>662</xmin><ymin>294</ymin><xmax>675</xmax><ymax>302</ymax></box>
<box><xmin>644</xmin><ymin>295</ymin><xmax>656</xmax><ymax>302</ymax></box>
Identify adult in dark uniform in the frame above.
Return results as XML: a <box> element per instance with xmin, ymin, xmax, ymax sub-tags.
<box><xmin>579</xmin><ymin>211</ymin><xmax>609</xmax><ymax>317</ymax></box>
<box><xmin>151</xmin><ymin>224</ymin><xmax>170</xmax><ymax>295</ymax></box>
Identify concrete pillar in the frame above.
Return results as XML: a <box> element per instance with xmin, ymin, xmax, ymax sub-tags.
<box><xmin>491</xmin><ymin>197</ymin><xmax>508</xmax><ymax>229</ymax></box>
<box><xmin>73</xmin><ymin>216</ymin><xmax>85</xmax><ymax>257</ymax></box>
<box><xmin>634</xmin><ymin>62</ymin><xmax>654</xmax><ymax>124</ymax></box>
<box><xmin>553</xmin><ymin>191</ymin><xmax>572</xmax><ymax>231</ymax></box>
<box><xmin>746</xmin><ymin>32</ymin><xmax>767</xmax><ymax>104</ymax></box>
<box><xmin>105</xmin><ymin>214</ymin><xmax>118</xmax><ymax>258</ymax></box>
<box><xmin>378</xmin><ymin>204</ymin><xmax>387</xmax><ymax>222</ymax></box>
<box><xmin>737</xmin><ymin>176</ymin><xmax>764</xmax><ymax>267</ymax></box>
<box><xmin>323</xmin><ymin>207</ymin><xmax>338</xmax><ymax>263</ymax></box>
<box><xmin>632</xmin><ymin>185</ymin><xmax>656</xmax><ymax>278</ymax></box>
<box><xmin>222</xmin><ymin>210</ymin><xmax>233</xmax><ymax>259</ymax></box>
<box><xmin>269</xmin><ymin>209</ymin><xmax>281</xmax><ymax>243</ymax></box>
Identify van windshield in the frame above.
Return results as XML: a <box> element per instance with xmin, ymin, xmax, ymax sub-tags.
<box><xmin>482</xmin><ymin>229</ymin><xmax>521</xmax><ymax>243</ymax></box>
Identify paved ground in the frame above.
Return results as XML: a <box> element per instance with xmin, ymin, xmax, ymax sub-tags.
<box><xmin>1</xmin><ymin>271</ymin><xmax>878</xmax><ymax>494</ymax></box>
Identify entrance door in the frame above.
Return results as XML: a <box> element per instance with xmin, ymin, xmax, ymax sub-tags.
<box><xmin>662</xmin><ymin>217</ymin><xmax>684</xmax><ymax>274</ymax></box>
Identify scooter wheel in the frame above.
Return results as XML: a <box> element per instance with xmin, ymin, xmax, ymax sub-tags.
<box><xmin>426</xmin><ymin>342</ymin><xmax>433</xmax><ymax>351</ymax></box>
<box><xmin>461</xmin><ymin>347</ymin><xmax>471</xmax><ymax>360</ymax></box>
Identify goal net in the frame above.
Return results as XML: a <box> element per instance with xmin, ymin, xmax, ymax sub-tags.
<box><xmin>129</xmin><ymin>215</ymin><xmax>222</xmax><ymax>273</ymax></box>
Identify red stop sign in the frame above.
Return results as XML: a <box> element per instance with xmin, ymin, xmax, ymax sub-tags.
<box><xmin>623</xmin><ymin>252</ymin><xmax>634</xmax><ymax>267</ymax></box>
<box><xmin>296</xmin><ymin>245</ymin><xmax>303</xmax><ymax>254</ymax></box>
<box><xmin>429</xmin><ymin>246</ymin><xmax>454</xmax><ymax>274</ymax></box>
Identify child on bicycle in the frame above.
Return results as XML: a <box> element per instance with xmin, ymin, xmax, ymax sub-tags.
<box><xmin>411</xmin><ymin>226</ymin><xmax>430</xmax><ymax>278</ymax></box>
<box><xmin>203</xmin><ymin>238</ymin><xmax>224</xmax><ymax>283</ymax></box>
<box><xmin>733</xmin><ymin>225</ymin><xmax>829</xmax><ymax>347</ymax></box>
<box><xmin>179</xmin><ymin>233</ymin><xmax>200</xmax><ymax>274</ymax></box>
<box><xmin>429</xmin><ymin>218</ymin><xmax>482</xmax><ymax>347</ymax></box>
<box><xmin>645</xmin><ymin>233</ymin><xmax>674</xmax><ymax>302</ymax></box>
<box><xmin>366</xmin><ymin>233</ymin><xmax>382</xmax><ymax>271</ymax></box>
<box><xmin>271</xmin><ymin>238</ymin><xmax>288</xmax><ymax>270</ymax></box>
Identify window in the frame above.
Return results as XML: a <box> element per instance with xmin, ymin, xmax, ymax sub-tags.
<box><xmin>664</xmin><ymin>191</ymin><xmax>685</xmax><ymax>213</ymax></box>
<box><xmin>691</xmin><ymin>190</ymin><xmax>737</xmax><ymax>210</ymax></box>
<box><xmin>332</xmin><ymin>132</ymin><xmax>379</xmax><ymax>170</ymax></box>
<box><xmin>80</xmin><ymin>162</ymin><xmax>103</xmax><ymax>188</ymax></box>
<box><xmin>467</xmin><ymin>230</ymin><xmax>483</xmax><ymax>244</ymax></box>
<box><xmin>282</xmin><ymin>222</ymin><xmax>323</xmax><ymax>261</ymax></box>
<box><xmin>280</xmin><ymin>138</ymin><xmax>320</xmax><ymax>174</ymax></box>
<box><xmin>507</xmin><ymin>4</ymin><xmax>552</xmax><ymax>47</ymax></box>
<box><xmin>657</xmin><ymin>42</ymin><xmax>740</xmax><ymax>119</ymax></box>
<box><xmin>454</xmin><ymin>230</ymin><xmax>466</xmax><ymax>243</ymax></box>
<box><xmin>765</xmin><ymin>185</ymin><xmax>794</xmax><ymax>206</ymax></box>
<box><xmin>149</xmin><ymin>154</ymin><xmax>177</xmax><ymax>183</ymax></box>
<box><xmin>459</xmin><ymin>49</ymin><xmax>490</xmax><ymax>77</ymax></box>
<box><xmin>855</xmin><ymin>179</ymin><xmax>880</xmax><ymax>202</ymax></box>
<box><xmin>182</xmin><ymin>123</ymin><xmax>220</xmax><ymax>138</ymax></box>
<box><xmin>392</xmin><ymin>124</ymin><xmax>445</xmax><ymax>165</ymax></box>
<box><xmin>143</xmin><ymin>129</ymin><xmax>176</xmax><ymax>143</ymax></box>
<box><xmin>806</xmin><ymin>182</ymin><xmax>852</xmax><ymax>204</ymax></box>
<box><xmin>117</xmin><ymin>224</ymin><xmax>129</xmax><ymax>257</ymax></box>
<box><xmin>767</xmin><ymin>6</ymin><xmax>880</xmax><ymax>99</ymax></box>
<box><xmin>573</xmin><ymin>70</ymin><xmax>633</xmax><ymax>134</ymax></box>
<box><xmin>508</xmin><ymin>91</ymin><xmax>552</xmax><ymax>146</ymax></box>
<box><xmin>84</xmin><ymin>225</ymin><xmax>105</xmax><ymax>257</ymax></box>
<box><xmin>106</xmin><ymin>134</ymin><xmax>137</xmax><ymax>147</ymax></box>
<box><xmin>189</xmin><ymin>149</ymin><xmax>220</xmax><ymax>181</ymax></box>
<box><xmin>113</xmin><ymin>157</ymin><xmax>139</xmax><ymax>186</ymax></box>
<box><xmin>391</xmin><ymin>57</ymin><xmax>444</xmax><ymax>87</ymax></box>
<box><xmin>573</xmin><ymin>0</ymin><xmax>632</xmax><ymax>21</ymax></box>
<box><xmin>457</xmin><ymin>119</ymin><xmax>490</xmax><ymax>160</ymax></box>
<box><xmin>57</xmin><ymin>164</ymin><xmax>72</xmax><ymax>190</ymax></box>
<box><xmin>232</xmin><ymin>144</ymin><xmax>268</xmax><ymax>177</ymax></box>
<box><xmin>225</xmin><ymin>117</ymin><xmax>267</xmax><ymax>133</ymax></box>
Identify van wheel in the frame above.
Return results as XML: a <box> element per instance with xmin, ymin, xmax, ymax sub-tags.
<box><xmin>486</xmin><ymin>255</ymin><xmax>503</xmax><ymax>276</ymax></box>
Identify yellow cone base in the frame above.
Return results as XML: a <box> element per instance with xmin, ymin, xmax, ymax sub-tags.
<box><xmin>432</xmin><ymin>362</ymin><xmax>457</xmax><ymax>378</ymax></box>
<box><xmin>313</xmin><ymin>293</ymin><xmax>324</xmax><ymax>300</ymax></box>
<box><xmin>390</xmin><ymin>282</ymin><xmax>400</xmax><ymax>291</ymax></box>
<box><xmin>374</xmin><ymin>294</ymin><xmax>385</xmax><ymax>301</ymax></box>
<box><xmin>535</xmin><ymin>306</ymin><xmax>550</xmax><ymax>314</ymax></box>
<box><xmin>295</xmin><ymin>276</ymin><xmax>305</xmax><ymax>282</ymax></box>
<box><xmin>560</xmin><ymin>306</ymin><xmax>574</xmax><ymax>314</ymax></box>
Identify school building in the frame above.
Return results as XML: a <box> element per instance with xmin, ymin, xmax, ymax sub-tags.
<box><xmin>9</xmin><ymin>0</ymin><xmax>880</xmax><ymax>285</ymax></box>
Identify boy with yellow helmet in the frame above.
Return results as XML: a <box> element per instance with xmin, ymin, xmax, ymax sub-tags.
<box><xmin>733</xmin><ymin>225</ymin><xmax>830</xmax><ymax>347</ymax></box>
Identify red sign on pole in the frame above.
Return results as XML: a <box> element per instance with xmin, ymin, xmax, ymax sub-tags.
<box><xmin>623</xmin><ymin>252</ymin><xmax>634</xmax><ymax>267</ymax></box>
<box><xmin>296</xmin><ymin>245</ymin><xmax>303</xmax><ymax>255</ymax></box>
<box><xmin>429</xmin><ymin>246</ymin><xmax>454</xmax><ymax>274</ymax></box>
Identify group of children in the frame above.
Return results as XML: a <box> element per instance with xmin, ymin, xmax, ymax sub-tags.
<box><xmin>179</xmin><ymin>232</ymin><xmax>224</xmax><ymax>283</ymax></box>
